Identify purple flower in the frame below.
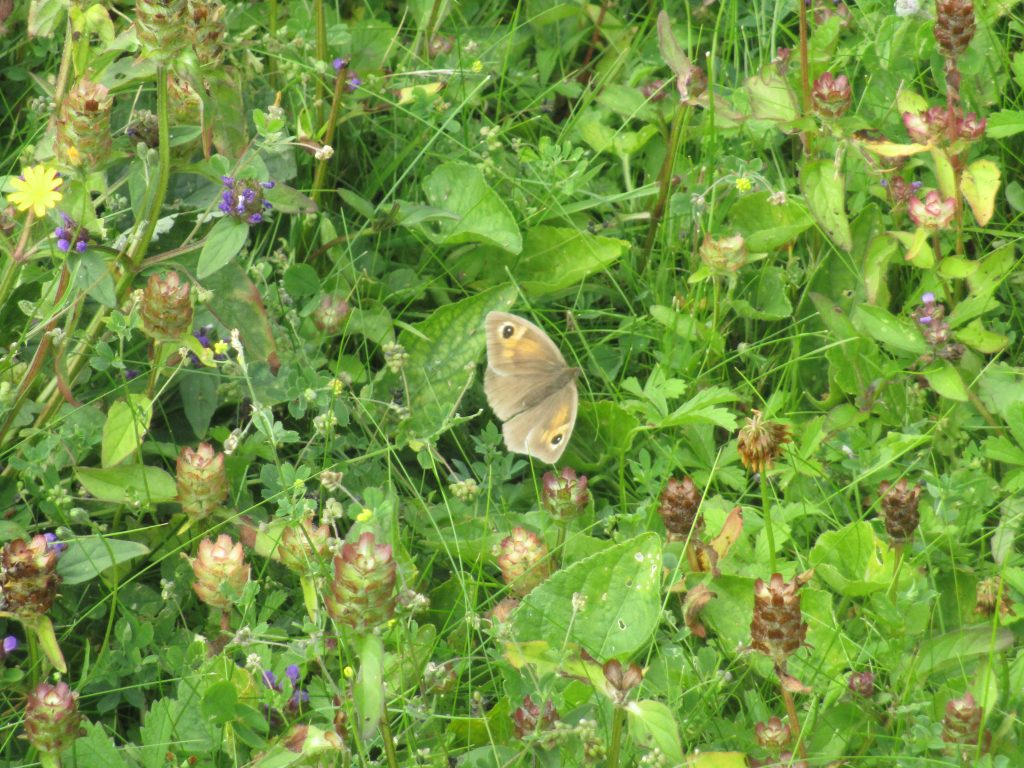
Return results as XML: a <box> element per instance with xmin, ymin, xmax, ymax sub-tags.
<box><xmin>0</xmin><ymin>635</ymin><xmax>17</xmax><ymax>661</ymax></box>
<box><xmin>919</xmin><ymin>315</ymin><xmax>933</xmax><ymax>324</ymax></box>
<box><xmin>218</xmin><ymin>177</ymin><xmax>275</xmax><ymax>224</ymax></box>
<box><xmin>288</xmin><ymin>687</ymin><xmax>310</xmax><ymax>708</ymax></box>
<box><xmin>332</xmin><ymin>57</ymin><xmax>348</xmax><ymax>72</ymax></box>
<box><xmin>285</xmin><ymin>665</ymin><xmax>301</xmax><ymax>685</ymax></box>
<box><xmin>53</xmin><ymin>212</ymin><xmax>90</xmax><ymax>254</ymax></box>
<box><xmin>125</xmin><ymin>369</ymin><xmax>140</xmax><ymax>380</ymax></box>
<box><xmin>921</xmin><ymin>292</ymin><xmax>936</xmax><ymax>304</ymax></box>
<box><xmin>880</xmin><ymin>179</ymin><xmax>888</xmax><ymax>187</ymax></box>
<box><xmin>43</xmin><ymin>532</ymin><xmax>67</xmax><ymax>556</ymax></box>
<box><xmin>261</xmin><ymin>670</ymin><xmax>281</xmax><ymax>690</ymax></box>
<box><xmin>347</xmin><ymin>74</ymin><xmax>362</xmax><ymax>91</ymax></box>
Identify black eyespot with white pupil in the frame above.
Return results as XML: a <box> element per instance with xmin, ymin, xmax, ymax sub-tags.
<box><xmin>501</xmin><ymin>324</ymin><xmax>515</xmax><ymax>339</ymax></box>
<box><xmin>551</xmin><ymin>433</ymin><xmax>563</xmax><ymax>446</ymax></box>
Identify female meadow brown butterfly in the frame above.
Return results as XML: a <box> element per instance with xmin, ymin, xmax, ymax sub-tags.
<box><xmin>483</xmin><ymin>312</ymin><xmax>580</xmax><ymax>463</ymax></box>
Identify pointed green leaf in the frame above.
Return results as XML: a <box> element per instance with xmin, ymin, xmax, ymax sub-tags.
<box><xmin>76</xmin><ymin>464</ymin><xmax>177</xmax><ymax>505</ymax></box>
<box><xmin>627</xmin><ymin>700</ymin><xmax>683</xmax><ymax>763</ymax></box>
<box><xmin>955</xmin><ymin>320</ymin><xmax>1009</xmax><ymax>354</ymax></box>
<box><xmin>961</xmin><ymin>159</ymin><xmax>1000</xmax><ymax>226</ymax></box>
<box><xmin>355</xmin><ymin>634</ymin><xmax>385</xmax><ymax>739</ymax></box>
<box><xmin>204</xmin><ymin>263</ymin><xmax>280</xmax><ymax>370</ymax></box>
<box><xmin>422</xmin><ymin>162</ymin><xmax>521</xmax><ymax>252</ymax></box>
<box><xmin>399</xmin><ymin>285</ymin><xmax>516</xmax><ymax>438</ymax></box>
<box><xmin>801</xmin><ymin>159</ymin><xmax>852</xmax><ymax>251</ymax></box>
<box><xmin>198</xmin><ymin>217</ymin><xmax>250</xmax><ymax>279</ymax></box>
<box><xmin>101</xmin><ymin>394</ymin><xmax>152</xmax><ymax>467</ymax></box>
<box><xmin>58</xmin><ymin>536</ymin><xmax>151</xmax><ymax>585</ymax></box>
<box><xmin>851</xmin><ymin>304</ymin><xmax>929</xmax><ymax>355</ymax></box>
<box><xmin>809</xmin><ymin>522</ymin><xmax>893</xmax><ymax>597</ymax></box>
<box><xmin>746</xmin><ymin>68</ymin><xmax>798</xmax><ymax>123</ymax></box>
<box><xmin>514</xmin><ymin>533</ymin><xmax>662</xmax><ymax>658</ymax></box>
<box><xmin>923</xmin><ymin>361</ymin><xmax>969</xmax><ymax>401</ymax></box>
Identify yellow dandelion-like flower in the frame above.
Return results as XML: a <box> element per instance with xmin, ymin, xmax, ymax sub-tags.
<box><xmin>7</xmin><ymin>165</ymin><xmax>63</xmax><ymax>217</ymax></box>
<box><xmin>734</xmin><ymin>176</ymin><xmax>752</xmax><ymax>193</ymax></box>
<box><xmin>356</xmin><ymin>508</ymin><xmax>373</xmax><ymax>523</ymax></box>
<box><xmin>343</xmin><ymin>666</ymin><xmax>354</xmax><ymax>678</ymax></box>
<box><xmin>471</xmin><ymin>60</ymin><xmax>484</xmax><ymax>73</ymax></box>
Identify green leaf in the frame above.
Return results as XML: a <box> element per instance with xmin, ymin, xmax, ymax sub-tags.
<box><xmin>961</xmin><ymin>159</ymin><xmax>1000</xmax><ymax>227</ymax></box>
<box><xmin>914</xmin><ymin>627</ymin><xmax>1015</xmax><ymax>681</ymax></box>
<box><xmin>985</xmin><ymin>110</ymin><xmax>1024</xmax><ymax>138</ymax></box>
<box><xmin>513</xmin><ymin>533</ymin><xmax>662</xmax><ymax>658</ymax></box>
<box><xmin>627</xmin><ymin>700</ymin><xmax>683</xmax><ymax>763</ymax></box>
<box><xmin>955</xmin><ymin>320</ymin><xmax>1008</xmax><ymax>354</ymax></box>
<box><xmin>69</xmin><ymin>720</ymin><xmax>131</xmax><ymax>768</ymax></box>
<box><xmin>851</xmin><ymin>304</ymin><xmax>929</xmax><ymax>355</ymax></box>
<box><xmin>282</xmin><ymin>263</ymin><xmax>321</xmax><ymax>299</ymax></box>
<box><xmin>75</xmin><ymin>251</ymin><xmax>118</xmax><ymax>308</ymax></box>
<box><xmin>140</xmin><ymin>698</ymin><xmax>175</xmax><ymax>768</ymax></box>
<box><xmin>203</xmin><ymin>263</ymin><xmax>280</xmax><ymax>370</ymax></box>
<box><xmin>180</xmin><ymin>371</ymin><xmax>219</xmax><ymax>438</ymax></box>
<box><xmin>889</xmin><ymin>228</ymin><xmax>934</xmax><ymax>269</ymax></box>
<box><xmin>809</xmin><ymin>522</ymin><xmax>893</xmax><ymax>597</ymax></box>
<box><xmin>263</xmin><ymin>183</ymin><xmax>317</xmax><ymax>215</ymax></box>
<box><xmin>101</xmin><ymin>394</ymin><xmax>152</xmax><ymax>468</ymax></box>
<box><xmin>660</xmin><ymin>386</ymin><xmax>738</xmax><ymax>430</ymax></box>
<box><xmin>201</xmin><ymin>681</ymin><xmax>238</xmax><ymax>726</ymax></box>
<box><xmin>729</xmin><ymin>191</ymin><xmax>814</xmax><ymax>252</ymax></box>
<box><xmin>510</xmin><ymin>226</ymin><xmax>630</xmax><ymax>297</ymax></box>
<box><xmin>730</xmin><ymin>266</ymin><xmax>793</xmax><ymax>320</ymax></box>
<box><xmin>400</xmin><ymin>285</ymin><xmax>516</xmax><ymax>439</ymax></box>
<box><xmin>198</xmin><ymin>217</ymin><xmax>250</xmax><ymax>279</ymax></box>
<box><xmin>205</xmin><ymin>72</ymin><xmax>247</xmax><ymax>158</ymax></box>
<box><xmin>422</xmin><ymin>162</ymin><xmax>522</xmax><ymax>252</ymax></box>
<box><xmin>656</xmin><ymin>10</ymin><xmax>690</xmax><ymax>79</ymax></box>
<box><xmin>58</xmin><ymin>535</ymin><xmax>151</xmax><ymax>585</ymax></box>
<box><xmin>923</xmin><ymin>362</ymin><xmax>969</xmax><ymax>401</ymax></box>
<box><xmin>355</xmin><ymin>634</ymin><xmax>385</xmax><ymax>739</ymax></box>
<box><xmin>801</xmin><ymin>158</ymin><xmax>852</xmax><ymax>251</ymax></box>
<box><xmin>76</xmin><ymin>465</ymin><xmax>177</xmax><ymax>505</ymax></box>
<box><xmin>745</xmin><ymin>67</ymin><xmax>798</xmax><ymax>123</ymax></box>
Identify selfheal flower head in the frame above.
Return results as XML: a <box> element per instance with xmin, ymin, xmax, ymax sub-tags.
<box><xmin>218</xmin><ymin>176</ymin><xmax>274</xmax><ymax>224</ymax></box>
<box><xmin>908</xmin><ymin>190</ymin><xmax>956</xmax><ymax>230</ymax></box>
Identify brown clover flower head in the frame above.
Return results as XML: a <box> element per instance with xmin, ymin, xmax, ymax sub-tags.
<box><xmin>496</xmin><ymin>527</ymin><xmax>551</xmax><ymax>597</ymax></box>
<box><xmin>541</xmin><ymin>467</ymin><xmax>590</xmax><ymax>521</ymax></box>
<box><xmin>176</xmin><ymin>442</ymin><xmax>228</xmax><ymax>522</ymax></box>
<box><xmin>848</xmin><ymin>670</ymin><xmax>875</xmax><ymax>697</ymax></box>
<box><xmin>0</xmin><ymin>535</ymin><xmax>62</xmax><ymax>616</ymax></box>
<box><xmin>878</xmin><ymin>478</ymin><xmax>922</xmax><ymax>543</ymax></box>
<box><xmin>750</xmin><ymin>571</ymin><xmax>813</xmax><ymax>667</ymax></box>
<box><xmin>754</xmin><ymin>715</ymin><xmax>791</xmax><ymax>749</ymax></box>
<box><xmin>313</xmin><ymin>293</ymin><xmax>350</xmax><ymax>333</ymax></box>
<box><xmin>737</xmin><ymin>410</ymin><xmax>791</xmax><ymax>474</ymax></box>
<box><xmin>908</xmin><ymin>190</ymin><xmax>956</xmax><ymax>230</ymax></box>
<box><xmin>325</xmin><ymin>532</ymin><xmax>397</xmax><ymax>632</ymax></box>
<box><xmin>935</xmin><ymin>0</ymin><xmax>975</xmax><ymax>59</ymax></box>
<box><xmin>24</xmin><ymin>681</ymin><xmax>83</xmax><ymax>754</ymax></box>
<box><xmin>512</xmin><ymin>695</ymin><xmax>559</xmax><ymax>748</ymax></box>
<box><xmin>141</xmin><ymin>271</ymin><xmax>193</xmax><ymax>341</ymax></box>
<box><xmin>812</xmin><ymin>72</ymin><xmax>851</xmax><ymax>118</ymax></box>
<box><xmin>190</xmin><ymin>534</ymin><xmax>250</xmax><ymax>609</ymax></box>
<box><xmin>942</xmin><ymin>691</ymin><xmax>982</xmax><ymax>752</ymax></box>
<box><xmin>658</xmin><ymin>476</ymin><xmax>704</xmax><ymax>541</ymax></box>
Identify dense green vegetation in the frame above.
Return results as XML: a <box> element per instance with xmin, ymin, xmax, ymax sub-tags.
<box><xmin>1</xmin><ymin>1</ymin><xmax>1022</xmax><ymax>766</ymax></box>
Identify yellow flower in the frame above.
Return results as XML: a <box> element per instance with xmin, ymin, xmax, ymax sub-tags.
<box><xmin>7</xmin><ymin>165</ymin><xmax>63</xmax><ymax>217</ymax></box>
<box><xmin>356</xmin><ymin>508</ymin><xmax>373</xmax><ymax>523</ymax></box>
<box><xmin>471</xmin><ymin>60</ymin><xmax>484</xmax><ymax>73</ymax></box>
<box><xmin>213</xmin><ymin>340</ymin><xmax>229</xmax><ymax>356</ymax></box>
<box><xmin>734</xmin><ymin>176</ymin><xmax>752</xmax><ymax>192</ymax></box>
<box><xmin>343</xmin><ymin>666</ymin><xmax>354</xmax><ymax>678</ymax></box>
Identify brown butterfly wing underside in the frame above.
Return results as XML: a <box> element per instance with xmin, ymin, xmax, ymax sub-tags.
<box><xmin>483</xmin><ymin>312</ymin><xmax>579</xmax><ymax>463</ymax></box>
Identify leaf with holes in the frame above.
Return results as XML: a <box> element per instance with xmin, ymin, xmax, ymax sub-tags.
<box><xmin>513</xmin><ymin>533</ymin><xmax>662</xmax><ymax>659</ymax></box>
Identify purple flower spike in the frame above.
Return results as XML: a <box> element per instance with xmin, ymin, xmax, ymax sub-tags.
<box><xmin>333</xmin><ymin>57</ymin><xmax>347</xmax><ymax>72</ymax></box>
<box><xmin>261</xmin><ymin>670</ymin><xmax>280</xmax><ymax>690</ymax></box>
<box><xmin>219</xmin><ymin>176</ymin><xmax>275</xmax><ymax>224</ymax></box>
<box><xmin>911</xmin><ymin>181</ymin><xmax>923</xmax><ymax>189</ymax></box>
<box><xmin>75</xmin><ymin>240</ymin><xmax>87</xmax><ymax>253</ymax></box>
<box><xmin>248</xmin><ymin>213</ymin><xmax>263</xmax><ymax>225</ymax></box>
<box><xmin>285</xmin><ymin>664</ymin><xmax>300</xmax><ymax>684</ymax></box>
<box><xmin>921</xmin><ymin>292</ymin><xmax>936</xmax><ymax>304</ymax></box>
<box><xmin>221</xmin><ymin>175</ymin><xmax>234</xmax><ymax>185</ymax></box>
<box><xmin>347</xmin><ymin>75</ymin><xmax>362</xmax><ymax>91</ymax></box>
<box><xmin>57</xmin><ymin>238</ymin><xmax>71</xmax><ymax>252</ymax></box>
<box><xmin>43</xmin><ymin>533</ymin><xmax>67</xmax><ymax>555</ymax></box>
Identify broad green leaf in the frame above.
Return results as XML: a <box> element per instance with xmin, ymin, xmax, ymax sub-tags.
<box><xmin>985</xmin><ymin>110</ymin><xmax>1024</xmax><ymax>138</ymax></box>
<box><xmin>809</xmin><ymin>522</ymin><xmax>893</xmax><ymax>597</ymax></box>
<box><xmin>923</xmin><ymin>362</ymin><xmax>969</xmax><ymax>401</ymax></box>
<box><xmin>140</xmin><ymin>698</ymin><xmax>176</xmax><ymax>768</ymax></box>
<box><xmin>76</xmin><ymin>464</ymin><xmax>177</xmax><ymax>505</ymax></box>
<box><xmin>75</xmin><ymin>251</ymin><xmax>118</xmax><ymax>308</ymax></box>
<box><xmin>400</xmin><ymin>285</ymin><xmax>516</xmax><ymax>438</ymax></box>
<box><xmin>657</xmin><ymin>10</ymin><xmax>690</xmax><ymax>79</ymax></box>
<box><xmin>355</xmin><ymin>634</ymin><xmax>385</xmax><ymax>739</ymax></box>
<box><xmin>514</xmin><ymin>533</ymin><xmax>662</xmax><ymax>658</ymax></box>
<box><xmin>205</xmin><ymin>71</ymin><xmax>247</xmax><ymax>158</ymax></box>
<box><xmin>913</xmin><ymin>627</ymin><xmax>1015</xmax><ymax>680</ymax></box>
<box><xmin>204</xmin><ymin>263</ymin><xmax>280</xmax><ymax>370</ymax></box>
<box><xmin>263</xmin><ymin>183</ymin><xmax>317</xmax><ymax>214</ymax></box>
<box><xmin>101</xmin><ymin>394</ymin><xmax>152</xmax><ymax>467</ymax></box>
<box><xmin>660</xmin><ymin>386</ymin><xmax>738</xmax><ymax>430</ymax></box>
<box><xmin>729</xmin><ymin>191</ymin><xmax>814</xmax><ymax>252</ymax></box>
<box><xmin>896</xmin><ymin>90</ymin><xmax>929</xmax><ymax>114</ymax></box>
<box><xmin>730</xmin><ymin>266</ymin><xmax>793</xmax><ymax>320</ymax></box>
<box><xmin>930</xmin><ymin>147</ymin><xmax>957</xmax><ymax>199</ymax></box>
<box><xmin>745</xmin><ymin>68</ymin><xmax>798</xmax><ymax>123</ymax></box>
<box><xmin>851</xmin><ymin>304</ymin><xmax>929</xmax><ymax>355</ymax></box>
<box><xmin>198</xmin><ymin>217</ymin><xmax>250</xmax><ymax>279</ymax></box>
<box><xmin>889</xmin><ymin>228</ymin><xmax>934</xmax><ymax>269</ymax></box>
<box><xmin>564</xmin><ymin>401</ymin><xmax>641</xmax><ymax>471</ymax></box>
<box><xmin>801</xmin><ymin>159</ymin><xmax>852</xmax><ymax>251</ymax></box>
<box><xmin>201</xmin><ymin>681</ymin><xmax>238</xmax><ymax>726</ymax></box>
<box><xmin>937</xmin><ymin>256</ymin><xmax>978</xmax><ymax>279</ymax></box>
<box><xmin>955</xmin><ymin>320</ymin><xmax>1008</xmax><ymax>354</ymax></box>
<box><xmin>58</xmin><ymin>536</ymin><xmax>151</xmax><ymax>585</ymax></box>
<box><xmin>70</xmin><ymin>720</ymin><xmax>131</xmax><ymax>768</ymax></box>
<box><xmin>627</xmin><ymin>700</ymin><xmax>683</xmax><ymax>763</ymax></box>
<box><xmin>458</xmin><ymin>227</ymin><xmax>629</xmax><ymax>297</ymax></box>
<box><xmin>854</xmin><ymin>138</ymin><xmax>930</xmax><ymax>158</ymax></box>
<box><xmin>961</xmin><ymin>159</ymin><xmax>1000</xmax><ymax>226</ymax></box>
<box><xmin>422</xmin><ymin>162</ymin><xmax>522</xmax><ymax>252</ymax></box>
<box><xmin>180</xmin><ymin>370</ymin><xmax>219</xmax><ymax>438</ymax></box>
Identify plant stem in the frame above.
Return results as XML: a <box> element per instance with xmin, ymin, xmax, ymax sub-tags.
<box><xmin>780</xmin><ymin>682</ymin><xmax>807</xmax><ymax>760</ymax></box>
<box><xmin>607</xmin><ymin>705</ymin><xmax>625</xmax><ymax>768</ymax></box>
<box><xmin>888</xmin><ymin>542</ymin><xmax>904</xmax><ymax>603</ymax></box>
<box><xmin>642</xmin><ymin>103</ymin><xmax>687</xmax><ymax>259</ymax></box>
<box><xmin>378</xmin><ymin>708</ymin><xmax>400</xmax><ymax>768</ymax></box>
<box><xmin>761</xmin><ymin>473</ymin><xmax>777</xmax><ymax>574</ymax></box>
<box><xmin>797</xmin><ymin>0</ymin><xmax>811</xmax><ymax>113</ymax></box>
<box><xmin>311</xmin><ymin>63</ymin><xmax>348</xmax><ymax>211</ymax></box>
